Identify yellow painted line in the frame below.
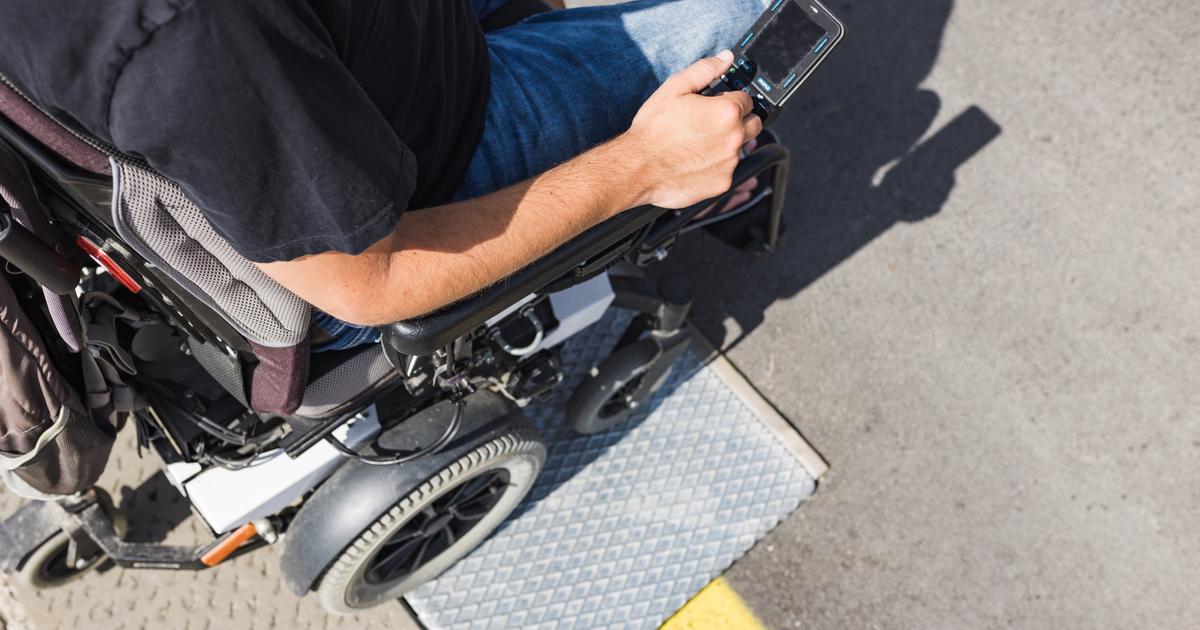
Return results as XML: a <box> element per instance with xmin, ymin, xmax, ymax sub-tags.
<box><xmin>661</xmin><ymin>577</ymin><xmax>767</xmax><ymax>630</ymax></box>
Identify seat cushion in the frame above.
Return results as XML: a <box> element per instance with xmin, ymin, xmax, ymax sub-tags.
<box><xmin>294</xmin><ymin>345</ymin><xmax>394</xmax><ymax>418</ymax></box>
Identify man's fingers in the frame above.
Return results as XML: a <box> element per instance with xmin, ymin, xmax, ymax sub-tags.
<box><xmin>721</xmin><ymin>90</ymin><xmax>754</xmax><ymax>118</ymax></box>
<box><xmin>740</xmin><ymin>138</ymin><xmax>760</xmax><ymax>159</ymax></box>
<box><xmin>742</xmin><ymin>113</ymin><xmax>764</xmax><ymax>143</ymax></box>
<box><xmin>664</xmin><ymin>49</ymin><xmax>734</xmax><ymax>95</ymax></box>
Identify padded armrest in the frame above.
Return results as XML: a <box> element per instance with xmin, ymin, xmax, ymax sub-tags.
<box><xmin>382</xmin><ymin>145</ymin><xmax>789</xmax><ymax>357</ymax></box>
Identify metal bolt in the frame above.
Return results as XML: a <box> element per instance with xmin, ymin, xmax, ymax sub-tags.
<box><xmin>654</xmin><ymin>247</ymin><xmax>669</xmax><ymax>261</ymax></box>
<box><xmin>253</xmin><ymin>518</ymin><xmax>279</xmax><ymax>545</ymax></box>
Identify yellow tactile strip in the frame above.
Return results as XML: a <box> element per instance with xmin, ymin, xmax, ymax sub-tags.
<box><xmin>661</xmin><ymin>577</ymin><xmax>767</xmax><ymax>630</ymax></box>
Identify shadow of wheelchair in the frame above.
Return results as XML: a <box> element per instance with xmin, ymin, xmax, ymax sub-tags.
<box><xmin>658</xmin><ymin>0</ymin><xmax>1004</xmax><ymax>349</ymax></box>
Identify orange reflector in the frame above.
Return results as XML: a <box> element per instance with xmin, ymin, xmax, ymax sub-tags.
<box><xmin>75</xmin><ymin>236</ymin><xmax>142</xmax><ymax>293</ymax></box>
<box><xmin>200</xmin><ymin>522</ymin><xmax>258</xmax><ymax>567</ymax></box>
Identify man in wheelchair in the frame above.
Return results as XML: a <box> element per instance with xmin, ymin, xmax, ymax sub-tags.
<box><xmin>3</xmin><ymin>0</ymin><xmax>770</xmax><ymax>352</ymax></box>
<box><xmin>0</xmin><ymin>0</ymin><xmax>791</xmax><ymax>613</ymax></box>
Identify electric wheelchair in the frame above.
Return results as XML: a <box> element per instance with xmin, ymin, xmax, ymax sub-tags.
<box><xmin>0</xmin><ymin>0</ymin><xmax>789</xmax><ymax>614</ymax></box>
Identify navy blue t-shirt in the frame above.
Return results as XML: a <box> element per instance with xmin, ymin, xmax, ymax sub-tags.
<box><xmin>0</xmin><ymin>0</ymin><xmax>489</xmax><ymax>262</ymax></box>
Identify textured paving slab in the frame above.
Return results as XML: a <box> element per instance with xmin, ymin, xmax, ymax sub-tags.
<box><xmin>0</xmin><ymin>426</ymin><xmax>419</xmax><ymax>630</ymax></box>
<box><xmin>0</xmin><ymin>309</ymin><xmax>820</xmax><ymax>630</ymax></box>
<box><xmin>405</xmin><ymin>312</ymin><xmax>817</xmax><ymax>629</ymax></box>
<box><xmin>0</xmin><ymin>578</ymin><xmax>29</xmax><ymax>630</ymax></box>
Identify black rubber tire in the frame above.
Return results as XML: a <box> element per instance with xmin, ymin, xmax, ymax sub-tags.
<box><xmin>316</xmin><ymin>422</ymin><xmax>545</xmax><ymax>614</ymax></box>
<box><xmin>567</xmin><ymin>339</ymin><xmax>668</xmax><ymax>435</ymax></box>
<box><xmin>14</xmin><ymin>529</ymin><xmax>101</xmax><ymax>589</ymax></box>
<box><xmin>14</xmin><ymin>490</ymin><xmax>125</xmax><ymax>590</ymax></box>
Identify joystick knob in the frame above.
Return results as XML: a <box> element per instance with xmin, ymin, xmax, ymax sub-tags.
<box><xmin>736</xmin><ymin>57</ymin><xmax>757</xmax><ymax>78</ymax></box>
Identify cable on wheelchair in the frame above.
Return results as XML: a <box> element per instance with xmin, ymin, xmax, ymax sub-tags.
<box><xmin>141</xmin><ymin>382</ymin><xmax>274</xmax><ymax>449</ymax></box>
<box><xmin>208</xmin><ymin>448</ymin><xmax>273</xmax><ymax>471</ymax></box>
<box><xmin>323</xmin><ymin>396</ymin><xmax>464</xmax><ymax>467</ymax></box>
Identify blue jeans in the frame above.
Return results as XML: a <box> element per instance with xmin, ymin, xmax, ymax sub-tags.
<box><xmin>315</xmin><ymin>0</ymin><xmax>771</xmax><ymax>352</ymax></box>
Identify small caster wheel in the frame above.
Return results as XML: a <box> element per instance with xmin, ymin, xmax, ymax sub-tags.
<box><xmin>14</xmin><ymin>488</ymin><xmax>126</xmax><ymax>590</ymax></box>
<box><xmin>567</xmin><ymin>339</ymin><xmax>675</xmax><ymax>435</ymax></box>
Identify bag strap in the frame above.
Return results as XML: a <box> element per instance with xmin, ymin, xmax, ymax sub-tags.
<box><xmin>81</xmin><ymin>292</ymin><xmax>142</xmax><ymax>376</ymax></box>
<box><xmin>0</xmin><ymin>139</ymin><xmax>85</xmax><ymax>353</ymax></box>
<box><xmin>79</xmin><ymin>292</ymin><xmax>148</xmax><ymax>415</ymax></box>
<box><xmin>0</xmin><ymin>406</ymin><xmax>70</xmax><ymax>471</ymax></box>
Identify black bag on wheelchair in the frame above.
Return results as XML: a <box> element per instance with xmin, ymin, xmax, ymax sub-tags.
<box><xmin>0</xmin><ymin>273</ymin><xmax>118</xmax><ymax>498</ymax></box>
<box><xmin>0</xmin><ymin>144</ymin><xmax>122</xmax><ymax>499</ymax></box>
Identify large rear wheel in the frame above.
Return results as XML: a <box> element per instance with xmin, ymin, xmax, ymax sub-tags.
<box><xmin>316</xmin><ymin>423</ymin><xmax>545</xmax><ymax>614</ymax></box>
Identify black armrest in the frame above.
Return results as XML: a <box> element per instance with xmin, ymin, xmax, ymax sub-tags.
<box><xmin>383</xmin><ymin>145</ymin><xmax>789</xmax><ymax>357</ymax></box>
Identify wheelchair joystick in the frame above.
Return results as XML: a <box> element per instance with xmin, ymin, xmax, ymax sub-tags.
<box><xmin>701</xmin><ymin>63</ymin><xmax>776</xmax><ymax>125</ymax></box>
<box><xmin>700</xmin><ymin>0</ymin><xmax>845</xmax><ymax>127</ymax></box>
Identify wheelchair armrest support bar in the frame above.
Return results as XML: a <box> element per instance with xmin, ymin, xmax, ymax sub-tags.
<box><xmin>640</xmin><ymin>143</ymin><xmax>789</xmax><ymax>254</ymax></box>
<box><xmin>383</xmin><ymin>205</ymin><xmax>672</xmax><ymax>356</ymax></box>
<box><xmin>382</xmin><ymin>146</ymin><xmax>789</xmax><ymax>357</ymax></box>
<box><xmin>0</xmin><ymin>210</ymin><xmax>81</xmax><ymax>294</ymax></box>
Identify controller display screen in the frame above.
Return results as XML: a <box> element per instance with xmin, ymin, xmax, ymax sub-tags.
<box><xmin>747</xmin><ymin>2</ymin><xmax>828</xmax><ymax>86</ymax></box>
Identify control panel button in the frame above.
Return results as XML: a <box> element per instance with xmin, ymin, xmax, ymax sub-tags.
<box><xmin>736</xmin><ymin>57</ymin><xmax>757</xmax><ymax>78</ymax></box>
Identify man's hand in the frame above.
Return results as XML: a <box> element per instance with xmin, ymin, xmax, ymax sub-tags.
<box><xmin>625</xmin><ymin>50</ymin><xmax>763</xmax><ymax>209</ymax></box>
<box><xmin>259</xmin><ymin>50</ymin><xmax>764</xmax><ymax>326</ymax></box>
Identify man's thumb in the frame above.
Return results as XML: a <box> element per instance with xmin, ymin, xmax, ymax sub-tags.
<box><xmin>664</xmin><ymin>50</ymin><xmax>734</xmax><ymax>95</ymax></box>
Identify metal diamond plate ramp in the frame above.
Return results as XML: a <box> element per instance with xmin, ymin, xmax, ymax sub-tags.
<box><xmin>405</xmin><ymin>310</ymin><xmax>821</xmax><ymax>629</ymax></box>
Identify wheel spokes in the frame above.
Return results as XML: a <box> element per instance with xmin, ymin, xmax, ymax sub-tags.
<box><xmin>361</xmin><ymin>469</ymin><xmax>512</xmax><ymax>586</ymax></box>
<box><xmin>440</xmin><ymin>476</ymin><xmax>479</xmax><ymax>508</ymax></box>
<box><xmin>458</xmin><ymin>478</ymin><xmax>502</xmax><ymax>506</ymax></box>
<box><xmin>452</xmin><ymin>505</ymin><xmax>492</xmax><ymax>521</ymax></box>
<box><xmin>369</xmin><ymin>534</ymin><xmax>424</xmax><ymax>580</ymax></box>
<box><xmin>409</xmin><ymin>536</ymin><xmax>436</xmax><ymax>571</ymax></box>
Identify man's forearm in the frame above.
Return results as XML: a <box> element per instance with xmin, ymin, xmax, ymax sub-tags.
<box><xmin>260</xmin><ymin>135</ymin><xmax>651</xmax><ymax>326</ymax></box>
<box><xmin>259</xmin><ymin>51</ymin><xmax>758</xmax><ymax>327</ymax></box>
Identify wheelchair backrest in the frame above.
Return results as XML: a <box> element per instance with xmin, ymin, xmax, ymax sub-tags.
<box><xmin>0</xmin><ymin>78</ymin><xmax>311</xmax><ymax>347</ymax></box>
<box><xmin>0</xmin><ymin>77</ymin><xmax>312</xmax><ymax>413</ymax></box>
<box><xmin>110</xmin><ymin>158</ymin><xmax>309</xmax><ymax>348</ymax></box>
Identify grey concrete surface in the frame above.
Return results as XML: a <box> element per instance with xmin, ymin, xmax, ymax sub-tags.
<box><xmin>654</xmin><ymin>0</ymin><xmax>1200</xmax><ymax>627</ymax></box>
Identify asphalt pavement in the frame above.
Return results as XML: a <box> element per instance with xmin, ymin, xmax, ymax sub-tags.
<box><xmin>656</xmin><ymin>0</ymin><xmax>1200</xmax><ymax>627</ymax></box>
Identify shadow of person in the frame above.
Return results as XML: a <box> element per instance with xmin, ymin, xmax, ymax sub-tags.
<box><xmin>658</xmin><ymin>0</ymin><xmax>1002</xmax><ymax>349</ymax></box>
<box><xmin>92</xmin><ymin>471</ymin><xmax>193</xmax><ymax>574</ymax></box>
<box><xmin>114</xmin><ymin>472</ymin><xmax>193</xmax><ymax>544</ymax></box>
